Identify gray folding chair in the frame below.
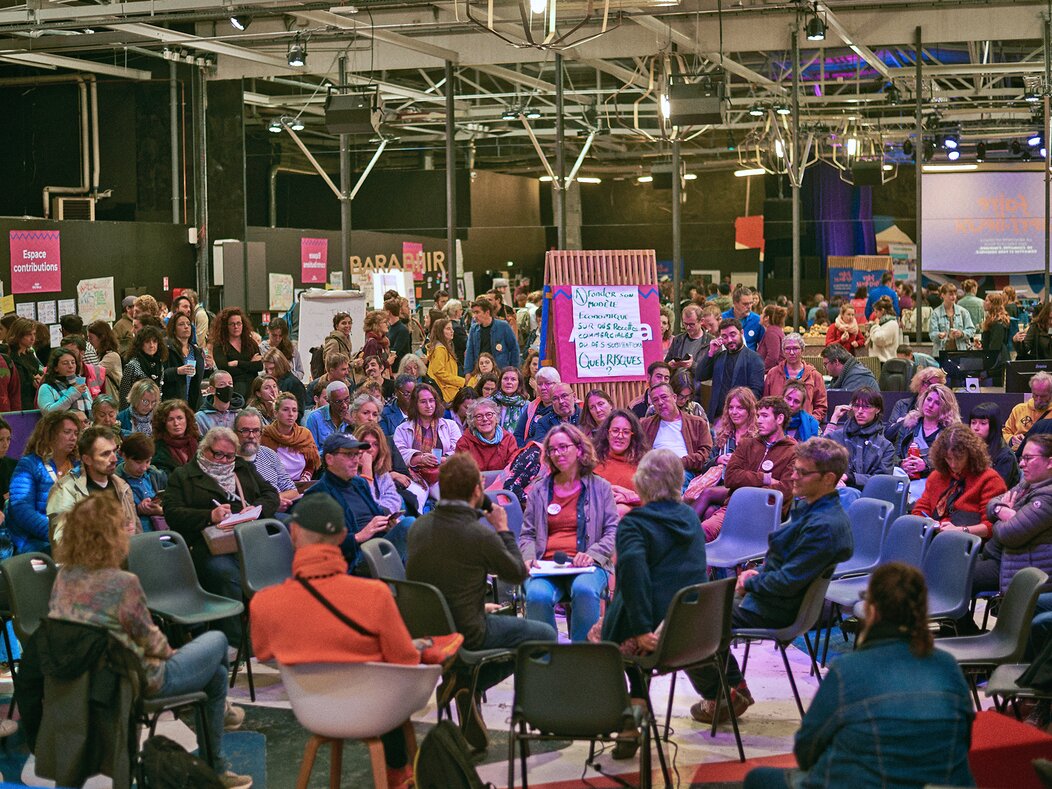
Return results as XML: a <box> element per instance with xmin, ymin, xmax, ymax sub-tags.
<box><xmin>923</xmin><ymin>530</ymin><xmax>982</xmax><ymax>630</ymax></box>
<box><xmin>489</xmin><ymin>489</ymin><xmax>523</xmax><ymax>540</ymax></box>
<box><xmin>705</xmin><ymin>488</ymin><xmax>783</xmax><ymax>569</ymax></box>
<box><xmin>860</xmin><ymin>474</ymin><xmax>909</xmax><ymax>519</ymax></box>
<box><xmin>833</xmin><ymin>497</ymin><xmax>894</xmax><ymax>579</ymax></box>
<box><xmin>360</xmin><ymin>537</ymin><xmax>406</xmax><ymax>581</ymax></box>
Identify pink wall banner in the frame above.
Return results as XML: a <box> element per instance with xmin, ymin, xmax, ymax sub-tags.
<box><xmin>301</xmin><ymin>237</ymin><xmax>328</xmax><ymax>284</ymax></box>
<box><xmin>9</xmin><ymin>230</ymin><xmax>62</xmax><ymax>294</ymax></box>
<box><xmin>403</xmin><ymin>241</ymin><xmax>425</xmax><ymax>281</ymax></box>
<box><xmin>552</xmin><ymin>284</ymin><xmax>663</xmax><ymax>384</ymax></box>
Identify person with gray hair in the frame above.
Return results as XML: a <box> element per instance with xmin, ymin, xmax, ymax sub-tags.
<box><xmin>600</xmin><ymin>448</ymin><xmax>708</xmax><ymax>758</ymax></box>
<box><xmin>763</xmin><ymin>331</ymin><xmax>828</xmax><ymax>422</ymax></box>
<box><xmin>1004</xmin><ymin>371</ymin><xmax>1052</xmax><ymax>450</ymax></box>
<box><xmin>163</xmin><ymin>425</ymin><xmax>280</xmax><ymax>644</ymax></box>
<box><xmin>236</xmin><ymin>407</ymin><xmax>299</xmax><ymax>510</ymax></box>
<box><xmin>304</xmin><ymin>379</ymin><xmax>351</xmax><ymax>448</ymax></box>
<box><xmin>455</xmin><ymin>397</ymin><xmax>518</xmax><ymax>471</ymax></box>
<box><xmin>195</xmin><ymin>370</ymin><xmax>245</xmax><ymax>434</ymax></box>
<box><xmin>444</xmin><ymin>298</ymin><xmax>468</xmax><ymax>368</ymax></box>
<box><xmin>513</xmin><ymin>366</ymin><xmax>562</xmax><ymax>446</ymax></box>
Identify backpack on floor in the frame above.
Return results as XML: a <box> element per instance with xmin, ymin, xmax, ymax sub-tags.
<box><xmin>138</xmin><ymin>734</ymin><xmax>225</xmax><ymax>789</ymax></box>
<box><xmin>414</xmin><ymin>720</ymin><xmax>493</xmax><ymax>789</ymax></box>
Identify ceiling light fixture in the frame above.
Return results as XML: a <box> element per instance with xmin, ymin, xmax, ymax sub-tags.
<box><xmin>748</xmin><ymin>104</ymin><xmax>765</xmax><ymax>117</ymax></box>
<box><xmin>229</xmin><ymin>14</ymin><xmax>252</xmax><ymax>30</ymax></box>
<box><xmin>287</xmin><ymin>37</ymin><xmax>307</xmax><ymax>67</ymax></box>
<box><xmin>525</xmin><ymin>109</ymin><xmax>541</xmax><ymax>119</ymax></box>
<box><xmin>775</xmin><ymin>105</ymin><xmax>791</xmax><ymax>116</ymax></box>
<box><xmin>286</xmin><ymin>116</ymin><xmax>305</xmax><ymax>131</ymax></box>
<box><xmin>942</xmin><ymin>135</ymin><xmax>959</xmax><ymax>150</ymax></box>
<box><xmin>637</xmin><ymin>175</ymin><xmax>654</xmax><ymax>183</ymax></box>
<box><xmin>683</xmin><ymin>173</ymin><xmax>698</xmax><ymax>180</ymax></box>
<box><xmin>502</xmin><ymin>108</ymin><xmax>518</xmax><ymax>120</ymax></box>
<box><xmin>734</xmin><ymin>168</ymin><xmax>767</xmax><ymax>177</ymax></box>
<box><xmin>922</xmin><ymin>164</ymin><xmax>979</xmax><ymax>172</ymax></box>
<box><xmin>577</xmin><ymin>176</ymin><xmax>602</xmax><ymax>184</ymax></box>
<box><xmin>1028</xmin><ymin>132</ymin><xmax>1043</xmax><ymax>147</ymax></box>
<box><xmin>947</xmin><ymin>149</ymin><xmax>960</xmax><ymax>161</ymax></box>
<box><xmin>267</xmin><ymin>119</ymin><xmax>283</xmax><ymax>133</ymax></box>
<box><xmin>659</xmin><ymin>93</ymin><xmax>671</xmax><ymax>120</ymax></box>
<box><xmin>805</xmin><ymin>3</ymin><xmax>826</xmax><ymax>41</ymax></box>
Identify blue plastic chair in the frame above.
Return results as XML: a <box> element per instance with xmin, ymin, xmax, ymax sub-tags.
<box><xmin>705</xmin><ymin>487</ymin><xmax>783</xmax><ymax>569</ymax></box>
<box><xmin>860</xmin><ymin>474</ymin><xmax>909</xmax><ymax>520</ymax></box>
<box><xmin>833</xmin><ymin>497</ymin><xmax>894</xmax><ymax>579</ymax></box>
<box><xmin>490</xmin><ymin>489</ymin><xmax>523</xmax><ymax>540</ymax></box>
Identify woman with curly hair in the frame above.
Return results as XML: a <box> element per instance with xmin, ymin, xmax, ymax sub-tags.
<box><xmin>520</xmin><ymin>349</ymin><xmax>540</xmax><ymax>399</ymax></box>
<box><xmin>897</xmin><ymin>383</ymin><xmax>960</xmax><ymax>489</ymax></box>
<box><xmin>119</xmin><ymin>325</ymin><xmax>167</xmax><ymax>408</ymax></box>
<box><xmin>594</xmin><ymin>408</ymin><xmax>650</xmax><ymax>514</ymax></box>
<box><xmin>151</xmin><ymin>399</ymin><xmax>200</xmax><ymax>475</ymax></box>
<box><xmin>209</xmin><ymin>307</ymin><xmax>262</xmax><ymax>399</ymax></box>
<box><xmin>912</xmin><ymin>422</ymin><xmax>1006</xmax><ymax>538</ymax></box>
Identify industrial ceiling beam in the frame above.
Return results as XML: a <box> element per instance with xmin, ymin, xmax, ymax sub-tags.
<box><xmin>293</xmin><ymin>10</ymin><xmax>460</xmax><ymax>64</ymax></box>
<box><xmin>0</xmin><ymin>50</ymin><xmax>151</xmax><ymax>79</ymax></box>
<box><xmin>815</xmin><ymin>2</ymin><xmax>892</xmax><ymax>81</ymax></box>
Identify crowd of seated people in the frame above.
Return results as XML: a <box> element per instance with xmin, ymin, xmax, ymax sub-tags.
<box><xmin>0</xmin><ymin>275</ymin><xmax>1050</xmax><ymax>788</ymax></box>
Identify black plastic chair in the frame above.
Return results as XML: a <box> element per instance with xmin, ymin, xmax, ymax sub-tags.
<box><xmin>878</xmin><ymin>359</ymin><xmax>912</xmax><ymax>395</ymax></box>
<box><xmin>2</xmin><ymin>553</ymin><xmax>56</xmax><ymax>723</ymax></box>
<box><xmin>509</xmin><ymin>642</ymin><xmax>651</xmax><ymax>789</ymax></box>
<box><xmin>360</xmin><ymin>537</ymin><xmax>406</xmax><ymax>581</ymax></box>
<box><xmin>735</xmin><ymin>567</ymin><xmax>835</xmax><ymax>718</ymax></box>
<box><xmin>627</xmin><ymin>577</ymin><xmax>742</xmax><ymax>777</ymax></box>
<box><xmin>232</xmin><ymin>518</ymin><xmax>293</xmax><ymax>701</ymax></box>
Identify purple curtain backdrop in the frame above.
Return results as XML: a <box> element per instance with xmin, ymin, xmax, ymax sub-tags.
<box><xmin>807</xmin><ymin>161</ymin><xmax>877</xmax><ymax>261</ymax></box>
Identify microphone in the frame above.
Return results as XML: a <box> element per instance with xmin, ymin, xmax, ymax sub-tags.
<box><xmin>553</xmin><ymin>551</ymin><xmax>569</xmax><ymax>565</ymax></box>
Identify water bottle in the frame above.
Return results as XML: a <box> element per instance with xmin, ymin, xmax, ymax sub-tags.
<box><xmin>907</xmin><ymin>443</ymin><xmax>922</xmax><ymax>480</ymax></box>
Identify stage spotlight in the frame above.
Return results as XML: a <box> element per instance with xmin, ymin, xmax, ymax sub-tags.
<box><xmin>806</xmin><ymin>13</ymin><xmax>826</xmax><ymax>41</ymax></box>
<box><xmin>287</xmin><ymin>116</ymin><xmax>305</xmax><ymax>131</ymax></box>
<box><xmin>1028</xmin><ymin>132</ymin><xmax>1043</xmax><ymax>147</ymax></box>
<box><xmin>287</xmin><ymin>39</ymin><xmax>306</xmax><ymax>67</ymax></box>
<box><xmin>748</xmin><ymin>104</ymin><xmax>765</xmax><ymax>117</ymax></box>
<box><xmin>267</xmin><ymin>119</ymin><xmax>283</xmax><ymax>133</ymax></box>
<box><xmin>230</xmin><ymin>14</ymin><xmax>252</xmax><ymax>30</ymax></box>
<box><xmin>976</xmin><ymin>141</ymin><xmax>987</xmax><ymax>162</ymax></box>
<box><xmin>902</xmin><ymin>139</ymin><xmax>914</xmax><ymax>156</ymax></box>
<box><xmin>1022</xmin><ymin>149</ymin><xmax>1033</xmax><ymax>162</ymax></box>
<box><xmin>947</xmin><ymin>149</ymin><xmax>960</xmax><ymax>161</ymax></box>
<box><xmin>1011</xmin><ymin>140</ymin><xmax>1023</xmax><ymax>155</ymax></box>
<box><xmin>501</xmin><ymin>108</ymin><xmax>518</xmax><ymax>120</ymax></box>
<box><xmin>942</xmin><ymin>135</ymin><xmax>958</xmax><ymax>150</ymax></box>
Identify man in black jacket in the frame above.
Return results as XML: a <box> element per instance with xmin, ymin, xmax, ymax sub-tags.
<box><xmin>385</xmin><ymin>297</ymin><xmax>412</xmax><ymax>372</ymax></box>
<box><xmin>696</xmin><ymin>318</ymin><xmax>765</xmax><ymax>419</ymax></box>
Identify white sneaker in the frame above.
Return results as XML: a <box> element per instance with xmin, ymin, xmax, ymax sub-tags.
<box><xmin>219</xmin><ymin>770</ymin><xmax>253</xmax><ymax>788</ymax></box>
<box><xmin>224</xmin><ymin>701</ymin><xmax>245</xmax><ymax>731</ymax></box>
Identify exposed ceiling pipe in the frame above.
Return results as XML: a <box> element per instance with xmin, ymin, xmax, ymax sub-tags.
<box><xmin>269</xmin><ymin>164</ymin><xmax>317</xmax><ymax>227</ymax></box>
<box><xmin>41</xmin><ymin>75</ymin><xmax>90</xmax><ymax>217</ymax></box>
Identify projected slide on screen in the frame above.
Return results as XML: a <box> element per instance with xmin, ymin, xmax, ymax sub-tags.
<box><xmin>921</xmin><ymin>171</ymin><xmax>1045</xmax><ymax>273</ymax></box>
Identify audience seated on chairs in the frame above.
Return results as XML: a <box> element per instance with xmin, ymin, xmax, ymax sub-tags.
<box><xmin>594</xmin><ymin>409</ymin><xmax>651</xmax><ymax>515</ymax></box>
<box><xmin>354</xmin><ymin>423</ymin><xmax>419</xmax><ymax>521</ymax></box>
<box><xmin>820</xmin><ymin>343</ymin><xmax>879</xmax><ymax>392</ymax></box>
<box><xmin>8</xmin><ymin>410</ymin><xmax>81</xmax><ymax>555</ymax></box>
<box><xmin>310</xmin><ymin>433</ymin><xmax>412</xmax><ymax>569</ymax></box>
<box><xmin>687</xmin><ymin>387</ymin><xmax>758</xmax><ymax>528</ymax></box>
<box><xmin>455</xmin><ymin>397</ymin><xmax>518</xmax><ymax>472</ymax></box>
<box><xmin>236</xmin><ymin>408</ymin><xmax>300</xmax><ymax>512</ymax></box>
<box><xmin>628</xmin><ymin>361</ymin><xmax>672</xmax><ymax>419</ymax></box>
<box><xmin>394</xmin><ymin>383</ymin><xmax>462</xmax><ymax>498</ymax></box>
<box><xmin>685</xmin><ymin>437</ymin><xmax>853</xmax><ymax>725</ymax></box>
<box><xmin>520</xmin><ymin>424</ymin><xmax>618</xmax><ymax>643</ymax></box>
<box><xmin>884</xmin><ymin>366</ymin><xmax>947</xmax><ymax>444</ymax></box>
<box><xmin>911</xmin><ymin>423</ymin><xmax>1006</xmax><ymax>538</ymax></box>
<box><xmin>47</xmin><ymin>426</ymin><xmax>138</xmax><ymax>547</ymax></box>
<box><xmin>526</xmin><ymin>382</ymin><xmax>581</xmax><ymax>443</ymax></box>
<box><xmin>744</xmin><ymin>563</ymin><xmax>974</xmax><ymax>789</ymax></box>
<box><xmin>491</xmin><ymin>366</ymin><xmax>530</xmax><ymax>436</ymax></box>
<box><xmin>895</xmin><ymin>383</ymin><xmax>960</xmax><ymax>497</ymax></box>
<box><xmin>577</xmin><ymin>388</ymin><xmax>614</xmax><ymax>438</ymax></box>
<box><xmin>640</xmin><ymin>383</ymin><xmax>713</xmax><ymax>474</ymax></box>
<box><xmin>46</xmin><ymin>495</ymin><xmax>252</xmax><ymax>788</ymax></box>
<box><xmin>162</xmin><ymin>426</ymin><xmax>280</xmax><ymax>644</ymax></box>
<box><xmin>823</xmin><ymin>387</ymin><xmax>896</xmax><ymax>506</ymax></box>
<box><xmin>150</xmin><ymin>398</ymin><xmax>200</xmax><ymax>474</ymax></box>
<box><xmin>512</xmin><ymin>366</ymin><xmax>560</xmax><ymax>446</ymax></box>
<box><xmin>195</xmin><ymin>371</ymin><xmax>244</xmax><ymax>434</ymax></box>
<box><xmin>1004</xmin><ymin>372</ymin><xmax>1052</xmax><ymax>452</ymax></box>
<box><xmin>250</xmin><ymin>494</ymin><xmax>444</xmax><ymax>789</ymax></box>
<box><xmin>118</xmin><ymin>378</ymin><xmax>160</xmax><ymax>436</ymax></box>
<box><xmin>763</xmin><ymin>332</ymin><xmax>828</xmax><ymax>423</ymax></box>
<box><xmin>407</xmin><ymin>453</ymin><xmax>554</xmax><ymax>752</ymax></box>
<box><xmin>782</xmin><ymin>380</ymin><xmax>820</xmax><ymax>442</ymax></box>
<box><xmin>305</xmin><ymin>380</ymin><xmax>351</xmax><ymax>448</ymax></box>
<box><xmin>599</xmin><ymin>449</ymin><xmax>708</xmax><ymax>760</ymax></box>
<box><xmin>261</xmin><ymin>393</ymin><xmax>321</xmax><ymax>486</ymax></box>
<box><xmin>696</xmin><ymin>318</ymin><xmax>765</xmax><ymax>419</ymax></box>
<box><xmin>117</xmin><ymin>432</ymin><xmax>168</xmax><ymax>532</ymax></box>
<box><xmin>969</xmin><ymin>401</ymin><xmax>1021</xmax><ymax>488</ymax></box>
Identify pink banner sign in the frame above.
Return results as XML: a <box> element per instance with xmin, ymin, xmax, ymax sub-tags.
<box><xmin>9</xmin><ymin>230</ymin><xmax>62</xmax><ymax>294</ymax></box>
<box><xmin>552</xmin><ymin>284</ymin><xmax>664</xmax><ymax>384</ymax></box>
<box><xmin>301</xmin><ymin>237</ymin><xmax>328</xmax><ymax>284</ymax></box>
<box><xmin>403</xmin><ymin>241</ymin><xmax>425</xmax><ymax>281</ymax></box>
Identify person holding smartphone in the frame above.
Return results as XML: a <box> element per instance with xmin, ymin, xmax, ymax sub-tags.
<box><xmin>393</xmin><ymin>383</ymin><xmax>462</xmax><ymax>499</ymax></box>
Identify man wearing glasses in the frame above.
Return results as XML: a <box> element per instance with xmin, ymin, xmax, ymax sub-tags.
<box><xmin>640</xmin><ymin>382</ymin><xmax>713</xmax><ymax>472</ymax></box>
<box><xmin>305</xmin><ymin>381</ymin><xmax>352</xmax><ymax>448</ymax></box>
<box><xmin>234</xmin><ymin>408</ymin><xmax>300</xmax><ymax>511</ymax></box>
<box><xmin>685</xmin><ymin>437</ymin><xmax>853</xmax><ymax>726</ymax></box>
<box><xmin>664</xmin><ymin>305</ymin><xmax>709</xmax><ymax>371</ymax></box>
<box><xmin>527</xmin><ymin>383</ymin><xmax>581</xmax><ymax>443</ymax></box>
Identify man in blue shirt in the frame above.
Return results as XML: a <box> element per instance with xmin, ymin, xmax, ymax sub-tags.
<box><xmin>464</xmin><ymin>298</ymin><xmax>520</xmax><ymax>372</ymax></box>
<box><xmin>380</xmin><ymin>375</ymin><xmax>415</xmax><ymax>436</ymax></box>
<box><xmin>305</xmin><ymin>381</ymin><xmax>351</xmax><ymax>447</ymax></box>
<box><xmin>721</xmin><ymin>286</ymin><xmax>764</xmax><ymax>351</ymax></box>
<box><xmin>685</xmin><ymin>437</ymin><xmax>854</xmax><ymax>725</ymax></box>
<box><xmin>864</xmin><ymin>271</ymin><xmax>900</xmax><ymax>319</ymax></box>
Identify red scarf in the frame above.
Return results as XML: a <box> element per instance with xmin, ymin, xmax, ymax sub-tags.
<box><xmin>164</xmin><ymin>433</ymin><xmax>198</xmax><ymax>466</ymax></box>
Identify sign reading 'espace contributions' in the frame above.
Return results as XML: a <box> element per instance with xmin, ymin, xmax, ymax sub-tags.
<box><xmin>569</xmin><ymin>285</ymin><xmax>646</xmax><ymax>378</ymax></box>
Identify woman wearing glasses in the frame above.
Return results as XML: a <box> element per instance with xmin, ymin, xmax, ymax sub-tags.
<box><xmin>519</xmin><ymin>424</ymin><xmax>618</xmax><ymax>642</ymax></box>
<box><xmin>454</xmin><ymin>398</ymin><xmax>517</xmax><ymax>472</ymax></box>
<box><xmin>762</xmin><ymin>332</ymin><xmax>828</xmax><ymax>422</ymax></box>
<box><xmin>594</xmin><ymin>409</ymin><xmax>650</xmax><ymax>515</ymax></box>
<box><xmin>117</xmin><ymin>379</ymin><xmax>160</xmax><ymax>437</ymax></box>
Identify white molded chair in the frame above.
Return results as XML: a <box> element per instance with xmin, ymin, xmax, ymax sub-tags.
<box><xmin>281</xmin><ymin>661</ymin><xmax>442</xmax><ymax>789</ymax></box>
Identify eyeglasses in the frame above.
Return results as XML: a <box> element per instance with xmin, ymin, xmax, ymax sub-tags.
<box><xmin>790</xmin><ymin>466</ymin><xmax>824</xmax><ymax>478</ymax></box>
<box><xmin>139</xmin><ymin>398</ymin><xmax>158</xmax><ymax>408</ymax></box>
<box><xmin>609</xmin><ymin>428</ymin><xmax>632</xmax><ymax>438</ymax></box>
<box><xmin>1021</xmin><ymin>453</ymin><xmax>1049</xmax><ymax>465</ymax></box>
<box><xmin>548</xmin><ymin>443</ymin><xmax>578</xmax><ymax>455</ymax></box>
<box><xmin>475</xmin><ymin>412</ymin><xmax>496</xmax><ymax>420</ymax></box>
<box><xmin>237</xmin><ymin>427</ymin><xmax>262</xmax><ymax>436</ymax></box>
<box><xmin>208</xmin><ymin>449</ymin><xmax>237</xmax><ymax>462</ymax></box>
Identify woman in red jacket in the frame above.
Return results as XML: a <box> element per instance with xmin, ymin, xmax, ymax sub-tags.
<box><xmin>912</xmin><ymin>423</ymin><xmax>1007</xmax><ymax>539</ymax></box>
<box><xmin>825</xmin><ymin>302</ymin><xmax>866</xmax><ymax>355</ymax></box>
<box><xmin>454</xmin><ymin>397</ymin><xmax>518</xmax><ymax>472</ymax></box>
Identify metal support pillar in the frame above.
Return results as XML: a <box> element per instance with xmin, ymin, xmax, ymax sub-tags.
<box><xmin>339</xmin><ymin>55</ymin><xmax>352</xmax><ymax>290</ymax></box>
<box><xmin>914</xmin><ymin>27</ymin><xmax>924</xmax><ymax>337</ymax></box>
<box><xmin>672</xmin><ymin>139</ymin><xmax>682</xmax><ymax>332</ymax></box>
<box><xmin>791</xmin><ymin>20</ymin><xmax>802</xmax><ymax>329</ymax></box>
<box><xmin>194</xmin><ymin>66</ymin><xmax>209</xmax><ymax>301</ymax></box>
<box><xmin>1044</xmin><ymin>15</ymin><xmax>1050</xmax><ymax>299</ymax></box>
<box><xmin>445</xmin><ymin>60</ymin><xmax>458</xmax><ymax>298</ymax></box>
<box><xmin>555</xmin><ymin>53</ymin><xmax>566</xmax><ymax>249</ymax></box>
<box><xmin>170</xmin><ymin>61</ymin><xmax>180</xmax><ymax>224</ymax></box>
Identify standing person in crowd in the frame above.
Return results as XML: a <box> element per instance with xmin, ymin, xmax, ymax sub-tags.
<box><xmin>958</xmin><ymin>279</ymin><xmax>986</xmax><ymax>328</ymax></box>
<box><xmin>465</xmin><ymin>352</ymin><xmax>497</xmax><ymax>391</ymax></box>
<box><xmin>163</xmin><ymin>311</ymin><xmax>205</xmax><ymax>410</ymax></box>
<box><xmin>897</xmin><ymin>383</ymin><xmax>961</xmax><ymax>494</ymax></box>
<box><xmin>210</xmin><ymin>307</ymin><xmax>262</xmax><ymax>399</ymax></box>
<box><xmin>527</xmin><ymin>382</ymin><xmax>581</xmax><ymax>442</ymax></box>
<box><xmin>520</xmin><ymin>350</ymin><xmax>540</xmax><ymax>399</ymax></box>
<box><xmin>0</xmin><ymin>417</ymin><xmax>17</xmax><ymax>501</ymax></box>
<box><xmin>898</xmin><ymin>282</ymin><xmax>916</xmax><ymax>312</ymax></box>
<box><xmin>386</xmin><ymin>298</ymin><xmax>412</xmax><ymax>372</ymax></box>
<box><xmin>825</xmin><ymin>303</ymin><xmax>865</xmax><ymax>355</ymax></box>
<box><xmin>258</xmin><ymin>316</ymin><xmax>303</xmax><ymax>380</ymax></box>
<box><xmin>697</xmin><ymin>318</ymin><xmax>765</xmax><ymax>419</ymax></box>
<box><xmin>628</xmin><ymin>362</ymin><xmax>672</xmax><ymax>419</ymax></box>
<box><xmin>322</xmin><ymin>312</ymin><xmax>355</xmax><ymax>363</ymax></box>
<box><xmin>9</xmin><ymin>318</ymin><xmax>42</xmax><ymax>409</ymax></box>
<box><xmin>117</xmin><ymin>432</ymin><xmax>168</xmax><ymax>533</ymax></box>
<box><xmin>520</xmin><ymin>425</ymin><xmax>618</xmax><ymax>642</ymax></box>
<box><xmin>824</xmin><ymin>387</ymin><xmax>896</xmax><ymax>503</ymax></box>
<box><xmin>744</xmin><ymin>564</ymin><xmax>973</xmax><ymax>789</ymax></box>
<box><xmin>235</xmin><ymin>409</ymin><xmax>300</xmax><ymax>511</ymax></box>
<box><xmin>361</xmin><ymin>310</ymin><xmax>394</xmax><ymax>378</ymax></box>
<box><xmin>48</xmin><ymin>496</ymin><xmax>253</xmax><ymax>789</ymax></box>
<box><xmin>850</xmin><ymin>286</ymin><xmax>869</xmax><ymax>326</ymax></box>
<box><xmin>119</xmin><ymin>325</ymin><xmax>166</xmax><ymax>408</ymax></box>
<box><xmin>763</xmin><ymin>332</ymin><xmax>828</xmax><ymax>422</ymax></box>
<box><xmin>195</xmin><ymin>371</ymin><xmax>244</xmax><ymax>434</ymax></box>
<box><xmin>36</xmin><ymin>348</ymin><xmax>92</xmax><ymax>415</ymax></box>
<box><xmin>492</xmin><ymin>366</ymin><xmax>529</xmax><ymax>435</ymax></box>
<box><xmin>8</xmin><ymin>410</ymin><xmax>79</xmax><ymax>554</ymax></box>
<box><xmin>246</xmin><ymin>375</ymin><xmax>279</xmax><ymax>425</ymax></box>
<box><xmin>782</xmin><ymin>380</ymin><xmax>821</xmax><ymax>442</ymax></box>
<box><xmin>118</xmin><ymin>379</ymin><xmax>160</xmax><ymax>436</ymax></box>
<box><xmin>640</xmin><ymin>383</ymin><xmax>713</xmax><ymax>473</ymax></box>
<box><xmin>863</xmin><ymin>271</ymin><xmax>901</xmax><ymax>318</ymax></box>
<box><xmin>1004</xmin><ymin>372</ymin><xmax>1052</xmax><ymax>450</ymax></box>
<box><xmin>664</xmin><ymin>305</ymin><xmax>710</xmax><ymax>369</ymax></box>
<box><xmin>1003</xmin><ymin>285</ymin><xmax>1020</xmax><ymax>318</ymax></box>
<box><xmin>442</xmin><ymin>299</ymin><xmax>468</xmax><ymax>369</ymax></box>
<box><xmin>578</xmin><ymin>389</ymin><xmax>614</xmax><ymax>437</ymax></box>
<box><xmin>465</xmin><ymin>297</ymin><xmax>520</xmax><ymax>373</ymax></box>
<box><xmin>821</xmin><ymin>344</ymin><xmax>879</xmax><ymax>391</ymax></box>
<box><xmin>885</xmin><ymin>366</ymin><xmax>947</xmax><ymax>443</ymax></box>
<box><xmin>1015</xmin><ymin>302</ymin><xmax>1052</xmax><ymax>360</ymax></box>
<box><xmin>426</xmin><ymin>317</ymin><xmax>465</xmax><ymax>403</ymax></box>
<box><xmin>87</xmin><ymin>320</ymin><xmax>123</xmax><ymax>401</ymax></box>
<box><xmin>113</xmin><ymin>296</ymin><xmax>137</xmax><ymax>356</ymax></box>
<box><xmin>454</xmin><ymin>397</ymin><xmax>517</xmax><ymax>472</ymax></box>
<box><xmin>757</xmin><ymin>305</ymin><xmax>788</xmax><ymax>371</ymax></box>
<box><xmin>262</xmin><ymin>392</ymin><xmax>321</xmax><ymax>485</ymax></box>
<box><xmin>912</xmin><ymin>423</ymin><xmax>1007</xmax><ymax>537</ymax></box>
<box><xmin>981</xmin><ymin>292</ymin><xmax>1012</xmax><ymax>385</ymax></box>
<box><xmin>969</xmin><ymin>402</ymin><xmax>1020</xmax><ymax>488</ymax></box>
<box><xmin>393</xmin><ymin>383</ymin><xmax>462</xmax><ymax>498</ymax></box>
<box><xmin>263</xmin><ymin>348</ymin><xmax>307</xmax><ymax>420</ymax></box>
<box><xmin>151</xmin><ymin>399</ymin><xmax>200</xmax><ymax>475</ymax></box>
<box><xmin>722</xmin><ymin>286</ymin><xmax>764</xmax><ymax>351</ymax></box>
<box><xmin>594</xmin><ymin>409</ymin><xmax>650</xmax><ymax>514</ymax></box>
<box><xmin>688</xmin><ymin>437</ymin><xmax>853</xmax><ymax>725</ymax></box>
<box><xmin>930</xmin><ymin>283</ymin><xmax>975</xmax><ymax>357</ymax></box>
<box><xmin>867</xmin><ymin>296</ymin><xmax>902</xmax><ymax>363</ymax></box>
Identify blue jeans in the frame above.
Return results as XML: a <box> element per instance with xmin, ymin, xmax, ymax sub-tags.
<box><xmin>153</xmin><ymin>630</ymin><xmax>229</xmax><ymax>772</ymax></box>
<box><xmin>191</xmin><ymin>549</ymin><xmax>243</xmax><ymax>646</ymax></box>
<box><xmin>524</xmin><ymin>568</ymin><xmax>609</xmax><ymax>642</ymax></box>
<box><xmin>475</xmin><ymin>613</ymin><xmax>557</xmax><ymax>691</ymax></box>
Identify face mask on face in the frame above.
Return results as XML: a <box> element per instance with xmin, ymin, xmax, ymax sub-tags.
<box><xmin>215</xmin><ymin>386</ymin><xmax>233</xmax><ymax>404</ymax></box>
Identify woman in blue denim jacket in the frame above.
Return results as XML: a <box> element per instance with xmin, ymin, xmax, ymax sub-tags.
<box><xmin>745</xmin><ymin>563</ymin><xmax>975</xmax><ymax>789</ymax></box>
<box><xmin>929</xmin><ymin>283</ymin><xmax>976</xmax><ymax>356</ymax></box>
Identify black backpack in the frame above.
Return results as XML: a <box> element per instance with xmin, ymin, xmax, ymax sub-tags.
<box><xmin>414</xmin><ymin>720</ymin><xmax>493</xmax><ymax>789</ymax></box>
<box><xmin>138</xmin><ymin>734</ymin><xmax>225</xmax><ymax>789</ymax></box>
<box><xmin>309</xmin><ymin>345</ymin><xmax>326</xmax><ymax>379</ymax></box>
